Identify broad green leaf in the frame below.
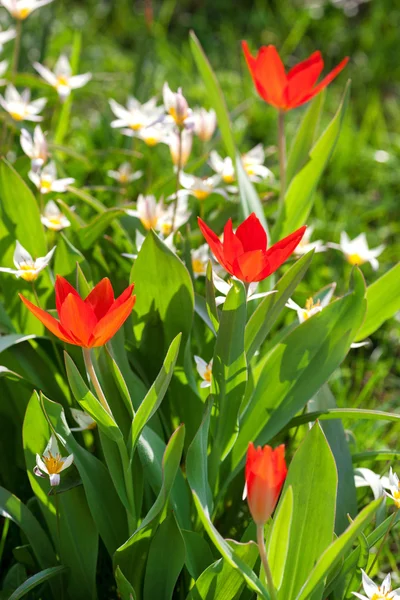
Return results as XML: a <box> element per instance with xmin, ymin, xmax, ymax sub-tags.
<box><xmin>0</xmin><ymin>159</ymin><xmax>46</xmax><ymax>257</ymax></box>
<box><xmin>278</xmin><ymin>424</ymin><xmax>337</xmax><ymax>600</ymax></box>
<box><xmin>143</xmin><ymin>512</ymin><xmax>185</xmax><ymax>600</ymax></box>
<box><xmin>115</xmin><ymin>566</ymin><xmax>137</xmax><ymax>600</ymax></box>
<box><xmin>115</xmin><ymin>426</ymin><xmax>185</xmax><ymax>595</ymax></box>
<box><xmin>284</xmin><ymin>407</ymin><xmax>400</xmax><ymax>430</ymax></box>
<box><xmin>186</xmin><ymin>399</ymin><xmax>213</xmax><ymax>514</ymax></box>
<box><xmin>8</xmin><ymin>566</ymin><xmax>67</xmax><ymax>600</ymax></box>
<box><xmin>41</xmin><ymin>393</ymin><xmax>127</xmax><ymax>555</ymax></box>
<box><xmin>274</xmin><ymin>81</ymin><xmax>350</xmax><ymax>241</ymax></box>
<box><xmin>186</xmin><ymin>540</ymin><xmax>259</xmax><ymax>600</ymax></box>
<box><xmin>266</xmin><ymin>486</ymin><xmax>293</xmax><ymax>590</ymax></box>
<box><xmin>64</xmin><ymin>352</ymin><xmax>123</xmax><ymax>442</ymax></box>
<box><xmin>295</xmin><ymin>499</ymin><xmax>381</xmax><ymax>600</ymax></box>
<box><xmin>205</xmin><ymin>261</ymin><xmax>219</xmax><ymax>333</ymax></box>
<box><xmin>233</xmin><ymin>268</ymin><xmax>366</xmax><ymax>469</ymax></box>
<box><xmin>211</xmin><ymin>280</ymin><xmax>247</xmax><ymax>466</ymax></box>
<box><xmin>77</xmin><ymin>208</ymin><xmax>124</xmax><ymax>249</ymax></box>
<box><xmin>355</xmin><ymin>262</ymin><xmax>400</xmax><ymax>340</ymax></box>
<box><xmin>286</xmin><ymin>92</ymin><xmax>325</xmax><ymax>183</ymax></box>
<box><xmin>245</xmin><ymin>251</ymin><xmax>314</xmax><ymax>361</ymax></box>
<box><xmin>53</xmin><ymin>233</ymin><xmax>88</xmax><ymax>279</ymax></box>
<box><xmin>129</xmin><ymin>334</ymin><xmax>181</xmax><ymax>459</ymax></box>
<box><xmin>181</xmin><ymin>530</ymin><xmax>214</xmax><ymax>581</ymax></box>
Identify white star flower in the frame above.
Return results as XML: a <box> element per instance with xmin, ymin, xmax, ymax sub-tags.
<box><xmin>352</xmin><ymin>570</ymin><xmax>400</xmax><ymax>600</ymax></box>
<box><xmin>286</xmin><ymin>284</ymin><xmax>336</xmax><ymax>324</ymax></box>
<box><xmin>126</xmin><ymin>194</ymin><xmax>190</xmax><ymax>236</ymax></box>
<box><xmin>162</xmin><ymin>82</ymin><xmax>194</xmax><ymax>129</ymax></box>
<box><xmin>34</xmin><ymin>435</ymin><xmax>74</xmax><ymax>487</ymax></box>
<box><xmin>294</xmin><ymin>225</ymin><xmax>326</xmax><ymax>255</ymax></box>
<box><xmin>193</xmin><ymin>107</ymin><xmax>217</xmax><ymax>142</ymax></box>
<box><xmin>107</xmin><ymin>162</ymin><xmax>143</xmax><ymax>185</ymax></box>
<box><xmin>41</xmin><ymin>200</ymin><xmax>71</xmax><ymax>231</ymax></box>
<box><xmin>109</xmin><ymin>95</ymin><xmax>164</xmax><ymax>132</ymax></box>
<box><xmin>28</xmin><ymin>161</ymin><xmax>75</xmax><ymax>194</ymax></box>
<box><xmin>176</xmin><ymin>172</ymin><xmax>228</xmax><ymax>201</ymax></box>
<box><xmin>329</xmin><ymin>232</ymin><xmax>384</xmax><ymax>271</ymax></box>
<box><xmin>194</xmin><ymin>356</ymin><xmax>213</xmax><ymax>388</ymax></box>
<box><xmin>70</xmin><ymin>408</ymin><xmax>96</xmax><ymax>432</ymax></box>
<box><xmin>0</xmin><ymin>26</ymin><xmax>16</xmax><ymax>52</ymax></box>
<box><xmin>0</xmin><ymin>84</ymin><xmax>46</xmax><ymax>122</ymax></box>
<box><xmin>191</xmin><ymin>244</ymin><xmax>209</xmax><ymax>278</ymax></box>
<box><xmin>1</xmin><ymin>0</ymin><xmax>54</xmax><ymax>20</ymax></box>
<box><xmin>20</xmin><ymin>125</ymin><xmax>48</xmax><ymax>172</ymax></box>
<box><xmin>354</xmin><ymin>467</ymin><xmax>387</xmax><ymax>501</ymax></box>
<box><xmin>0</xmin><ymin>241</ymin><xmax>55</xmax><ymax>281</ymax></box>
<box><xmin>213</xmin><ymin>271</ymin><xmax>276</xmax><ymax>306</ymax></box>
<box><xmin>166</xmin><ymin>129</ymin><xmax>193</xmax><ymax>168</ymax></box>
<box><xmin>385</xmin><ymin>468</ymin><xmax>400</xmax><ymax>509</ymax></box>
<box><xmin>34</xmin><ymin>55</ymin><xmax>91</xmax><ymax>101</ymax></box>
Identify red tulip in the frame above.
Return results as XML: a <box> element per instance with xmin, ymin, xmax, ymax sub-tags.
<box><xmin>242</xmin><ymin>41</ymin><xmax>349</xmax><ymax>111</ymax></box>
<box><xmin>245</xmin><ymin>442</ymin><xmax>287</xmax><ymax>525</ymax></box>
<box><xmin>20</xmin><ymin>276</ymin><xmax>135</xmax><ymax>347</ymax></box>
<box><xmin>198</xmin><ymin>213</ymin><xmax>306</xmax><ymax>283</ymax></box>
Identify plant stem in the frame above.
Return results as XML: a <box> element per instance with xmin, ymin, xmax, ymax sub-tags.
<box><xmin>256</xmin><ymin>523</ymin><xmax>277</xmax><ymax>600</ymax></box>
<box><xmin>0</xmin><ymin>518</ymin><xmax>9</xmax><ymax>564</ymax></box>
<box><xmin>54</xmin><ymin>490</ymin><xmax>64</xmax><ymax>600</ymax></box>
<box><xmin>171</xmin><ymin>126</ymin><xmax>183</xmax><ymax>232</ymax></box>
<box><xmin>11</xmin><ymin>19</ymin><xmax>22</xmax><ymax>81</ymax></box>
<box><xmin>116</xmin><ymin>437</ymin><xmax>136</xmax><ymax>534</ymax></box>
<box><xmin>82</xmin><ymin>348</ymin><xmax>113</xmax><ymax>416</ymax></box>
<box><xmin>278</xmin><ymin>110</ymin><xmax>286</xmax><ymax>206</ymax></box>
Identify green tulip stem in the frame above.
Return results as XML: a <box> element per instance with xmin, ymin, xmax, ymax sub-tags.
<box><xmin>83</xmin><ymin>348</ymin><xmax>113</xmax><ymax>416</ymax></box>
<box><xmin>257</xmin><ymin>523</ymin><xmax>277</xmax><ymax>600</ymax></box>
<box><xmin>278</xmin><ymin>110</ymin><xmax>286</xmax><ymax>207</ymax></box>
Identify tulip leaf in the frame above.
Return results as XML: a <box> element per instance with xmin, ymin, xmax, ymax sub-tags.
<box><xmin>210</xmin><ymin>280</ymin><xmax>247</xmax><ymax>474</ymax></box>
<box><xmin>274</xmin><ymin>81</ymin><xmax>350</xmax><ymax>241</ymax></box>
<box><xmin>277</xmin><ymin>423</ymin><xmax>337</xmax><ymax>600</ymax></box>
<box><xmin>41</xmin><ymin>393</ymin><xmax>127</xmax><ymax>555</ymax></box>
<box><xmin>114</xmin><ymin>425</ymin><xmax>185</xmax><ymax>591</ymax></box>
<box><xmin>233</xmin><ymin>268</ymin><xmax>366</xmax><ymax>469</ymax></box>
<box><xmin>115</xmin><ymin>566</ymin><xmax>137</xmax><ymax>600</ymax></box>
<box><xmin>355</xmin><ymin>262</ymin><xmax>400</xmax><ymax>340</ymax></box>
<box><xmin>186</xmin><ymin>398</ymin><xmax>213</xmax><ymax>514</ymax></box>
<box><xmin>186</xmin><ymin>539</ymin><xmax>259</xmax><ymax>600</ymax></box>
<box><xmin>245</xmin><ymin>251</ymin><xmax>314</xmax><ymax>361</ymax></box>
<box><xmin>129</xmin><ymin>333</ymin><xmax>181</xmax><ymax>460</ymax></box>
<box><xmin>205</xmin><ymin>261</ymin><xmax>219</xmax><ymax>333</ymax></box>
<box><xmin>295</xmin><ymin>498</ymin><xmax>382</xmax><ymax>600</ymax></box>
<box><xmin>181</xmin><ymin>530</ymin><xmax>214</xmax><ymax>581</ymax></box>
<box><xmin>143</xmin><ymin>512</ymin><xmax>186</xmax><ymax>600</ymax></box>
<box><xmin>266</xmin><ymin>486</ymin><xmax>293</xmax><ymax>590</ymax></box>
<box><xmin>286</xmin><ymin>91</ymin><xmax>325</xmax><ymax>183</ymax></box>
<box><xmin>189</xmin><ymin>31</ymin><xmax>269</xmax><ymax>233</ymax></box>
<box><xmin>77</xmin><ymin>208</ymin><xmax>124</xmax><ymax>249</ymax></box>
<box><xmin>283</xmin><ymin>407</ymin><xmax>400</xmax><ymax>429</ymax></box>
<box><xmin>8</xmin><ymin>566</ymin><xmax>67</xmax><ymax>600</ymax></box>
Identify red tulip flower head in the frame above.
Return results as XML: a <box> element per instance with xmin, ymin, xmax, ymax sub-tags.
<box><xmin>242</xmin><ymin>41</ymin><xmax>349</xmax><ymax>111</ymax></box>
<box><xmin>198</xmin><ymin>213</ymin><xmax>306</xmax><ymax>283</ymax></box>
<box><xmin>245</xmin><ymin>442</ymin><xmax>287</xmax><ymax>525</ymax></box>
<box><xmin>20</xmin><ymin>276</ymin><xmax>135</xmax><ymax>347</ymax></box>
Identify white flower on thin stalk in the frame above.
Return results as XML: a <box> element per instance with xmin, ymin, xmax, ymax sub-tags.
<box><xmin>193</xmin><ymin>107</ymin><xmax>217</xmax><ymax>142</ymax></box>
<box><xmin>163</xmin><ymin>82</ymin><xmax>194</xmax><ymax>129</ymax></box>
<box><xmin>209</xmin><ymin>151</ymin><xmax>236</xmax><ymax>184</ymax></box>
<box><xmin>41</xmin><ymin>200</ymin><xmax>71</xmax><ymax>231</ymax></box>
<box><xmin>20</xmin><ymin>125</ymin><xmax>48</xmax><ymax>172</ymax></box>
<box><xmin>109</xmin><ymin>95</ymin><xmax>163</xmax><ymax>132</ymax></box>
<box><xmin>194</xmin><ymin>356</ymin><xmax>213</xmax><ymax>388</ymax></box>
<box><xmin>0</xmin><ymin>241</ymin><xmax>55</xmax><ymax>281</ymax></box>
<box><xmin>0</xmin><ymin>84</ymin><xmax>46</xmax><ymax>122</ymax></box>
<box><xmin>126</xmin><ymin>194</ymin><xmax>190</xmax><ymax>236</ymax></box>
<box><xmin>1</xmin><ymin>0</ymin><xmax>54</xmax><ymax>20</ymax></box>
<box><xmin>354</xmin><ymin>467</ymin><xmax>387</xmax><ymax>501</ymax></box>
<box><xmin>70</xmin><ymin>408</ymin><xmax>96</xmax><ymax>432</ymax></box>
<box><xmin>352</xmin><ymin>570</ymin><xmax>400</xmax><ymax>600</ymax></box>
<box><xmin>176</xmin><ymin>172</ymin><xmax>228</xmax><ymax>201</ymax></box>
<box><xmin>34</xmin><ymin>434</ymin><xmax>74</xmax><ymax>487</ymax></box>
<box><xmin>122</xmin><ymin>229</ymin><xmax>175</xmax><ymax>260</ymax></box>
<box><xmin>0</xmin><ymin>26</ymin><xmax>16</xmax><ymax>52</ymax></box>
<box><xmin>209</xmin><ymin>145</ymin><xmax>272</xmax><ymax>188</ymax></box>
<box><xmin>329</xmin><ymin>232</ymin><xmax>384</xmax><ymax>271</ymax></box>
<box><xmin>133</xmin><ymin>122</ymin><xmax>169</xmax><ymax>147</ymax></box>
<box><xmin>294</xmin><ymin>225</ymin><xmax>326</xmax><ymax>256</ymax></box>
<box><xmin>191</xmin><ymin>244</ymin><xmax>209</xmax><ymax>278</ymax></box>
<box><xmin>385</xmin><ymin>468</ymin><xmax>400</xmax><ymax>509</ymax></box>
<box><xmin>167</xmin><ymin>129</ymin><xmax>193</xmax><ymax>168</ymax></box>
<box><xmin>107</xmin><ymin>162</ymin><xmax>143</xmax><ymax>185</ymax></box>
<box><xmin>213</xmin><ymin>271</ymin><xmax>276</xmax><ymax>306</ymax></box>
<box><xmin>33</xmin><ymin>55</ymin><xmax>91</xmax><ymax>102</ymax></box>
<box><xmin>286</xmin><ymin>284</ymin><xmax>336</xmax><ymax>324</ymax></box>
<box><xmin>28</xmin><ymin>161</ymin><xmax>75</xmax><ymax>194</ymax></box>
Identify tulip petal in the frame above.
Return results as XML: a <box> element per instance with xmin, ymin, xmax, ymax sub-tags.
<box><xmin>259</xmin><ymin>226</ymin><xmax>306</xmax><ymax>279</ymax></box>
<box><xmin>19</xmin><ymin>294</ymin><xmax>73</xmax><ymax>344</ymax></box>
<box><xmin>285</xmin><ymin>51</ymin><xmax>324</xmax><ymax>108</ymax></box>
<box><xmin>232</xmin><ymin>250</ymin><xmax>266</xmax><ymax>282</ymax></box>
<box><xmin>91</xmin><ymin>295</ymin><xmax>136</xmax><ymax>347</ymax></box>
<box><xmin>242</xmin><ymin>42</ymin><xmax>286</xmax><ymax>108</ymax></box>
<box><xmin>60</xmin><ymin>293</ymin><xmax>98</xmax><ymax>347</ymax></box>
<box><xmin>198</xmin><ymin>217</ymin><xmax>230</xmax><ymax>273</ymax></box>
<box><xmin>55</xmin><ymin>275</ymin><xmax>80</xmax><ymax>315</ymax></box>
<box><xmin>235</xmin><ymin>213</ymin><xmax>267</xmax><ymax>252</ymax></box>
<box><xmin>295</xmin><ymin>57</ymin><xmax>349</xmax><ymax>108</ymax></box>
<box><xmin>109</xmin><ymin>283</ymin><xmax>135</xmax><ymax>312</ymax></box>
<box><xmin>84</xmin><ymin>277</ymin><xmax>115</xmax><ymax>320</ymax></box>
<box><xmin>222</xmin><ymin>219</ymin><xmax>244</xmax><ymax>267</ymax></box>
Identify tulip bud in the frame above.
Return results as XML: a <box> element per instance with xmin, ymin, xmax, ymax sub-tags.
<box><xmin>245</xmin><ymin>442</ymin><xmax>287</xmax><ymax>525</ymax></box>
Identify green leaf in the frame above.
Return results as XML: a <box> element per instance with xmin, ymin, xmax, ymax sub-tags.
<box><xmin>355</xmin><ymin>262</ymin><xmax>400</xmax><ymax>340</ymax></box>
<box><xmin>186</xmin><ymin>540</ymin><xmax>259</xmax><ymax>600</ymax></box>
<box><xmin>205</xmin><ymin>261</ymin><xmax>219</xmax><ymax>333</ymax></box>
<box><xmin>115</xmin><ymin>426</ymin><xmax>185</xmax><ymax>593</ymax></box>
<box><xmin>64</xmin><ymin>352</ymin><xmax>123</xmax><ymax>442</ymax></box>
<box><xmin>286</xmin><ymin>92</ymin><xmax>325</xmax><ymax>183</ymax></box>
<box><xmin>284</xmin><ymin>407</ymin><xmax>400</xmax><ymax>430</ymax></box>
<box><xmin>41</xmin><ymin>393</ymin><xmax>127</xmax><ymax>555</ymax></box>
<box><xmin>274</xmin><ymin>81</ymin><xmax>350</xmax><ymax>241</ymax></box>
<box><xmin>77</xmin><ymin>208</ymin><xmax>124</xmax><ymax>249</ymax></box>
<box><xmin>8</xmin><ymin>566</ymin><xmax>67</xmax><ymax>600</ymax></box>
<box><xmin>266</xmin><ymin>486</ymin><xmax>293</xmax><ymax>590</ymax></box>
<box><xmin>181</xmin><ymin>530</ymin><xmax>214</xmax><ymax>581</ymax></box>
<box><xmin>53</xmin><ymin>233</ymin><xmax>88</xmax><ymax>279</ymax></box>
<box><xmin>143</xmin><ymin>512</ymin><xmax>185</xmax><ymax>600</ymax></box>
<box><xmin>245</xmin><ymin>251</ymin><xmax>314</xmax><ymax>361</ymax></box>
<box><xmin>129</xmin><ymin>334</ymin><xmax>181</xmax><ymax>459</ymax></box>
<box><xmin>115</xmin><ymin>566</ymin><xmax>137</xmax><ymax>600</ymax></box>
<box><xmin>278</xmin><ymin>424</ymin><xmax>337</xmax><ymax>600</ymax></box>
<box><xmin>235</xmin><ymin>155</ymin><xmax>269</xmax><ymax>234</ymax></box>
<box><xmin>233</xmin><ymin>268</ymin><xmax>366</xmax><ymax>469</ymax></box>
<box><xmin>295</xmin><ymin>499</ymin><xmax>381</xmax><ymax>600</ymax></box>
<box><xmin>211</xmin><ymin>280</ymin><xmax>247</xmax><ymax>465</ymax></box>
<box><xmin>0</xmin><ymin>159</ymin><xmax>47</xmax><ymax>257</ymax></box>
<box><xmin>186</xmin><ymin>399</ymin><xmax>213</xmax><ymax>514</ymax></box>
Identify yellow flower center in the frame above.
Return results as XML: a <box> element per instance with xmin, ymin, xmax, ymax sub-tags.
<box><xmin>144</xmin><ymin>136</ymin><xmax>158</xmax><ymax>146</ymax></box>
<box><xmin>40</xmin><ymin>178</ymin><xmax>53</xmax><ymax>192</ymax></box>
<box><xmin>305</xmin><ymin>297</ymin><xmax>320</xmax><ymax>311</ymax></box>
<box><xmin>129</xmin><ymin>122</ymin><xmax>143</xmax><ymax>131</ymax></box>
<box><xmin>19</xmin><ymin>265</ymin><xmax>38</xmax><ymax>282</ymax></box>
<box><xmin>9</xmin><ymin>110</ymin><xmax>25</xmax><ymax>121</ymax></box>
<box><xmin>204</xmin><ymin>365</ymin><xmax>212</xmax><ymax>382</ymax></box>
<box><xmin>222</xmin><ymin>173</ymin><xmax>235</xmax><ymax>184</ymax></box>
<box><xmin>245</xmin><ymin>165</ymin><xmax>256</xmax><ymax>176</ymax></box>
<box><xmin>371</xmin><ymin>589</ymin><xmax>391</xmax><ymax>600</ymax></box>
<box><xmin>141</xmin><ymin>216</ymin><xmax>159</xmax><ymax>231</ymax></box>
<box><xmin>119</xmin><ymin>173</ymin><xmax>129</xmax><ymax>184</ymax></box>
<box><xmin>192</xmin><ymin>258</ymin><xmax>205</xmax><ymax>275</ymax></box>
<box><xmin>56</xmin><ymin>75</ymin><xmax>69</xmax><ymax>86</ymax></box>
<box><xmin>169</xmin><ymin>107</ymin><xmax>186</xmax><ymax>126</ymax></box>
<box><xmin>16</xmin><ymin>7</ymin><xmax>31</xmax><ymax>19</ymax></box>
<box><xmin>43</xmin><ymin>452</ymin><xmax>64</xmax><ymax>475</ymax></box>
<box><xmin>393</xmin><ymin>489</ymin><xmax>400</xmax><ymax>508</ymax></box>
<box><xmin>160</xmin><ymin>223</ymin><xmax>172</xmax><ymax>236</ymax></box>
<box><xmin>193</xmin><ymin>189</ymin><xmax>210</xmax><ymax>201</ymax></box>
<box><xmin>347</xmin><ymin>253</ymin><xmax>366</xmax><ymax>266</ymax></box>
